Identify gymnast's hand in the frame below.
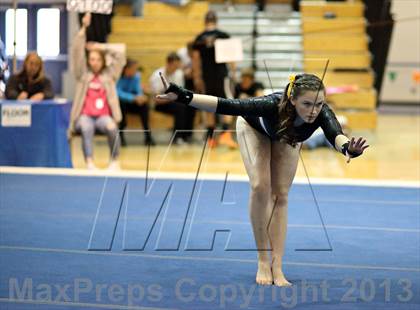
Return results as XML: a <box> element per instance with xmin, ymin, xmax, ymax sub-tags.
<box><xmin>155</xmin><ymin>73</ymin><xmax>193</xmax><ymax>105</ymax></box>
<box><xmin>346</xmin><ymin>137</ymin><xmax>369</xmax><ymax>163</ymax></box>
<box><xmin>155</xmin><ymin>73</ymin><xmax>177</xmax><ymax>104</ymax></box>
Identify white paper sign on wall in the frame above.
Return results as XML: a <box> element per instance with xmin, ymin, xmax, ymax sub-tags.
<box><xmin>1</xmin><ymin>104</ymin><xmax>31</xmax><ymax>127</ymax></box>
<box><xmin>67</xmin><ymin>0</ymin><xmax>113</xmax><ymax>14</ymax></box>
<box><xmin>215</xmin><ymin>38</ymin><xmax>243</xmax><ymax>64</ymax></box>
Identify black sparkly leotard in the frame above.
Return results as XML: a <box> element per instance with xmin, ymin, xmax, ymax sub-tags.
<box><xmin>216</xmin><ymin>92</ymin><xmax>344</xmax><ymax>146</ymax></box>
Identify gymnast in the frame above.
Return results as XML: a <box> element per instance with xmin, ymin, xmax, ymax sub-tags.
<box><xmin>156</xmin><ymin>73</ymin><xmax>369</xmax><ymax>286</ymax></box>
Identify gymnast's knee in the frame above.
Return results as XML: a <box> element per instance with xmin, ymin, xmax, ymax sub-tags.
<box><xmin>272</xmin><ymin>190</ymin><xmax>289</xmax><ymax>207</ymax></box>
<box><xmin>250</xmin><ymin>180</ymin><xmax>271</xmax><ymax>196</ymax></box>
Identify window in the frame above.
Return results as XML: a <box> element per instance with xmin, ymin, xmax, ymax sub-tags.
<box><xmin>5</xmin><ymin>9</ymin><xmax>28</xmax><ymax>56</ymax></box>
<box><xmin>37</xmin><ymin>8</ymin><xmax>60</xmax><ymax>57</ymax></box>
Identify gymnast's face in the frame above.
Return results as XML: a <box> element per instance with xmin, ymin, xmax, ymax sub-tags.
<box><xmin>291</xmin><ymin>90</ymin><xmax>325</xmax><ymax>123</ymax></box>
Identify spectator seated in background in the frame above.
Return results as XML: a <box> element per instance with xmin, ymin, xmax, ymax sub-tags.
<box><xmin>69</xmin><ymin>13</ymin><xmax>126</xmax><ymax>170</ymax></box>
<box><xmin>5</xmin><ymin>52</ymin><xmax>54</xmax><ymax>101</ymax></box>
<box><xmin>150</xmin><ymin>52</ymin><xmax>191</xmax><ymax>145</ymax></box>
<box><xmin>117</xmin><ymin>58</ymin><xmax>155</xmax><ymax>146</ymax></box>
<box><xmin>234</xmin><ymin>68</ymin><xmax>264</xmax><ymax>99</ymax></box>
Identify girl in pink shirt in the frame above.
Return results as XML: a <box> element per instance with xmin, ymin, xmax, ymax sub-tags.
<box><xmin>70</xmin><ymin>13</ymin><xmax>125</xmax><ymax>170</ymax></box>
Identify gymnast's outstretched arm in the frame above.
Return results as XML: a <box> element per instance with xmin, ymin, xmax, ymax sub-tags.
<box><xmin>155</xmin><ymin>73</ymin><xmax>277</xmax><ymax>118</ymax></box>
<box><xmin>319</xmin><ymin>105</ymin><xmax>369</xmax><ymax>162</ymax></box>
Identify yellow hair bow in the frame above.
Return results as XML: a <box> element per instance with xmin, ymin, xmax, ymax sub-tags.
<box><xmin>287</xmin><ymin>75</ymin><xmax>295</xmax><ymax>98</ymax></box>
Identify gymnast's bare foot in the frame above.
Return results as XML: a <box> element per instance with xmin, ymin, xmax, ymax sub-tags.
<box><xmin>256</xmin><ymin>260</ymin><xmax>273</xmax><ymax>285</ymax></box>
<box><xmin>272</xmin><ymin>258</ymin><xmax>292</xmax><ymax>287</ymax></box>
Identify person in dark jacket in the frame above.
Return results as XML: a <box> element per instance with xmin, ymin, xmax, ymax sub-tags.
<box><xmin>156</xmin><ymin>73</ymin><xmax>369</xmax><ymax>287</ymax></box>
<box><xmin>5</xmin><ymin>52</ymin><xmax>53</xmax><ymax>101</ymax></box>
